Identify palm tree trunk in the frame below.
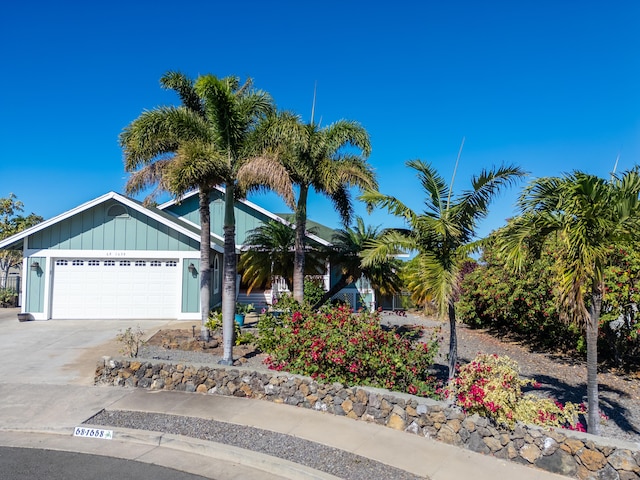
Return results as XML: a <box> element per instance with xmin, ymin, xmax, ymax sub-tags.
<box><xmin>448</xmin><ymin>299</ymin><xmax>457</xmax><ymax>381</ymax></box>
<box><xmin>198</xmin><ymin>190</ymin><xmax>212</xmax><ymax>340</ymax></box>
<box><xmin>312</xmin><ymin>274</ymin><xmax>350</xmax><ymax>310</ymax></box>
<box><xmin>293</xmin><ymin>186</ymin><xmax>308</xmax><ymax>303</ymax></box>
<box><xmin>586</xmin><ymin>280</ymin><xmax>602</xmax><ymax>435</ymax></box>
<box><xmin>220</xmin><ymin>184</ymin><xmax>237</xmax><ymax>365</ymax></box>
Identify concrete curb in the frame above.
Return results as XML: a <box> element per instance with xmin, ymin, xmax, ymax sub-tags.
<box><xmin>0</xmin><ymin>426</ymin><xmax>341</xmax><ymax>480</ymax></box>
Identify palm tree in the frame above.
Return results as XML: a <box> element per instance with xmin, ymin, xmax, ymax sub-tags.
<box><xmin>120</xmin><ymin>71</ymin><xmax>222</xmax><ymax>339</ymax></box>
<box><xmin>313</xmin><ymin>217</ymin><xmax>403</xmax><ymax>309</ymax></box>
<box><xmin>499</xmin><ymin>169</ymin><xmax>640</xmax><ymax>434</ymax></box>
<box><xmin>258</xmin><ymin>112</ymin><xmax>377</xmax><ymax>303</ymax></box>
<box><xmin>193</xmin><ymin>75</ymin><xmax>294</xmax><ymax>364</ymax></box>
<box><xmin>121</xmin><ymin>72</ymin><xmax>293</xmax><ymax>363</ymax></box>
<box><xmin>238</xmin><ymin>220</ymin><xmax>326</xmax><ymax>294</ymax></box>
<box><xmin>361</xmin><ymin>160</ymin><xmax>525</xmax><ymax>380</ymax></box>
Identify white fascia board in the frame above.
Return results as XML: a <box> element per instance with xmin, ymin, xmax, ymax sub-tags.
<box><xmin>22</xmin><ymin>249</ymin><xmax>203</xmax><ymax>259</ymax></box>
<box><xmin>159</xmin><ymin>187</ymin><xmax>332</xmax><ymax>248</ymax></box>
<box><xmin>0</xmin><ymin>191</ymin><xmax>222</xmax><ymax>253</ymax></box>
<box><xmin>0</xmin><ymin>192</ymin><xmax>119</xmax><ymax>249</ymax></box>
<box><xmin>161</xmin><ymin>215</ymin><xmax>226</xmax><ymax>253</ymax></box>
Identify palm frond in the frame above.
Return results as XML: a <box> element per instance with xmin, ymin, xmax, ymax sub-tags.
<box><xmin>404</xmin><ymin>253</ymin><xmax>457</xmax><ymax>317</ymax></box>
<box><xmin>324</xmin><ymin>120</ymin><xmax>372</xmax><ymax>157</ymax></box>
<box><xmin>124</xmin><ymin>159</ymin><xmax>173</xmax><ymax>201</ymax></box>
<box><xmin>359</xmin><ymin>189</ymin><xmax>419</xmax><ymax>226</ymax></box>
<box><xmin>406</xmin><ymin>159</ymin><xmax>449</xmax><ymax>217</ymax></box>
<box><xmin>165</xmin><ymin>143</ymin><xmax>228</xmax><ymax>197</ymax></box>
<box><xmin>236</xmin><ymin>155</ymin><xmax>295</xmax><ymax>207</ymax></box>
<box><xmin>160</xmin><ymin>71</ymin><xmax>205</xmax><ymax>117</ymax></box>
<box><xmin>359</xmin><ymin>229</ymin><xmax>414</xmax><ymax>267</ymax></box>
<box><xmin>454</xmin><ymin>164</ymin><xmax>526</xmax><ymax>236</ymax></box>
<box><xmin>120</xmin><ymin>107</ymin><xmax>210</xmax><ymax>170</ymax></box>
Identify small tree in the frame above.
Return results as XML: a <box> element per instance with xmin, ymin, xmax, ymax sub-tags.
<box><xmin>500</xmin><ymin>169</ymin><xmax>640</xmax><ymax>435</ymax></box>
<box><xmin>0</xmin><ymin>194</ymin><xmax>43</xmax><ymax>288</ymax></box>
<box><xmin>238</xmin><ymin>220</ymin><xmax>326</xmax><ymax>293</ymax></box>
<box><xmin>361</xmin><ymin>160</ymin><xmax>525</xmax><ymax>380</ymax></box>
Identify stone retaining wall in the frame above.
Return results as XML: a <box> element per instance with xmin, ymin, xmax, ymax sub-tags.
<box><xmin>95</xmin><ymin>359</ymin><xmax>640</xmax><ymax>480</ymax></box>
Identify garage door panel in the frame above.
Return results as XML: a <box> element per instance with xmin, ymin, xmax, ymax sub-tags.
<box><xmin>52</xmin><ymin>258</ymin><xmax>179</xmax><ymax>319</ymax></box>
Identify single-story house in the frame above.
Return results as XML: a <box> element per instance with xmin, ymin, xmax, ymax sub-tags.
<box><xmin>0</xmin><ymin>188</ymin><xmax>376</xmax><ymax>320</ymax></box>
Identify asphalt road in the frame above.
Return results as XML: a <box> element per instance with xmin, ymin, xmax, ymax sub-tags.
<box><xmin>0</xmin><ymin>446</ymin><xmax>213</xmax><ymax>480</ymax></box>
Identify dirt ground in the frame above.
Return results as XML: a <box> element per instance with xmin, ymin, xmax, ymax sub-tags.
<box><xmin>145</xmin><ymin>328</ymin><xmax>262</xmax><ymax>362</ymax></box>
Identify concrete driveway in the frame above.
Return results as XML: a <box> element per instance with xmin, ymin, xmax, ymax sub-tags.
<box><xmin>0</xmin><ymin>308</ymin><xmax>188</xmax><ymax>385</ymax></box>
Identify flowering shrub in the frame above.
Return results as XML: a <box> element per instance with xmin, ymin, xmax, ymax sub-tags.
<box><xmin>450</xmin><ymin>354</ymin><xmax>585</xmax><ymax>430</ymax></box>
<box><xmin>258</xmin><ymin>304</ymin><xmax>441</xmax><ymax>397</ymax></box>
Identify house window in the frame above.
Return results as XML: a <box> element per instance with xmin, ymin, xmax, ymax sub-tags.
<box><xmin>166</xmin><ymin>261</ymin><xmax>177</xmax><ymax>267</ymax></box>
<box><xmin>135</xmin><ymin>261</ymin><xmax>146</xmax><ymax>267</ymax></box>
<box><xmin>119</xmin><ymin>261</ymin><xmax>131</xmax><ymax>267</ymax></box>
<box><xmin>213</xmin><ymin>255</ymin><xmax>220</xmax><ymax>294</ymax></box>
<box><xmin>56</xmin><ymin>259</ymin><xmax>68</xmax><ymax>266</ymax></box>
<box><xmin>104</xmin><ymin>260</ymin><xmax>115</xmax><ymax>266</ymax></box>
<box><xmin>88</xmin><ymin>260</ymin><xmax>99</xmax><ymax>266</ymax></box>
<box><xmin>150</xmin><ymin>261</ymin><xmax>161</xmax><ymax>267</ymax></box>
<box><xmin>72</xmin><ymin>260</ymin><xmax>84</xmax><ymax>266</ymax></box>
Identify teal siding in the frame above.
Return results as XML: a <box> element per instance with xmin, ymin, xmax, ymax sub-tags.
<box><xmin>28</xmin><ymin>202</ymin><xmax>198</xmax><ymax>251</ymax></box>
<box><xmin>181</xmin><ymin>259</ymin><xmax>200</xmax><ymax>313</ymax></box>
<box><xmin>25</xmin><ymin>257</ymin><xmax>45</xmax><ymax>313</ymax></box>
<box><xmin>235</xmin><ymin>201</ymin><xmax>271</xmax><ymax>245</ymax></box>
<box><xmin>163</xmin><ymin>192</ymin><xmax>273</xmax><ymax>245</ymax></box>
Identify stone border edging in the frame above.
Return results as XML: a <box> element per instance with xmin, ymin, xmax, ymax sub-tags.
<box><xmin>95</xmin><ymin>359</ymin><xmax>640</xmax><ymax>480</ymax></box>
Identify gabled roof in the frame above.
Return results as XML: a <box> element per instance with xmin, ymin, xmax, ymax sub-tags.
<box><xmin>0</xmin><ymin>191</ymin><xmax>224</xmax><ymax>252</ymax></box>
<box><xmin>159</xmin><ymin>187</ymin><xmax>333</xmax><ymax>247</ymax></box>
<box><xmin>276</xmin><ymin>214</ymin><xmax>337</xmax><ymax>243</ymax></box>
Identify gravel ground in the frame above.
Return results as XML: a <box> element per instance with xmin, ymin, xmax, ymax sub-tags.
<box><xmin>86</xmin><ymin>410</ymin><xmax>426</xmax><ymax>480</ymax></box>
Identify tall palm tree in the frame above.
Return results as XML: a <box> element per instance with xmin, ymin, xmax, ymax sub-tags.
<box><xmin>238</xmin><ymin>220</ymin><xmax>326</xmax><ymax>293</ymax></box>
<box><xmin>361</xmin><ymin>160</ymin><xmax>525</xmax><ymax>380</ymax></box>
<box><xmin>313</xmin><ymin>217</ymin><xmax>403</xmax><ymax>308</ymax></box>
<box><xmin>499</xmin><ymin>169</ymin><xmax>640</xmax><ymax>434</ymax></box>
<box><xmin>120</xmin><ymin>71</ymin><xmax>223</xmax><ymax>339</ymax></box>
<box><xmin>193</xmin><ymin>75</ymin><xmax>294</xmax><ymax>364</ymax></box>
<box><xmin>121</xmin><ymin>72</ymin><xmax>293</xmax><ymax>363</ymax></box>
<box><xmin>258</xmin><ymin>112</ymin><xmax>377</xmax><ymax>303</ymax></box>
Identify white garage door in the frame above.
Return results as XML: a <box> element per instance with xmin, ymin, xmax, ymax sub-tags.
<box><xmin>52</xmin><ymin>258</ymin><xmax>179</xmax><ymax>319</ymax></box>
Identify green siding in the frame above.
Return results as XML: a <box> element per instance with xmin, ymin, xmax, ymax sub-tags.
<box><xmin>25</xmin><ymin>257</ymin><xmax>45</xmax><ymax>313</ymax></box>
<box><xmin>163</xmin><ymin>192</ymin><xmax>273</xmax><ymax>245</ymax></box>
<box><xmin>181</xmin><ymin>259</ymin><xmax>200</xmax><ymax>313</ymax></box>
<box><xmin>28</xmin><ymin>202</ymin><xmax>198</xmax><ymax>251</ymax></box>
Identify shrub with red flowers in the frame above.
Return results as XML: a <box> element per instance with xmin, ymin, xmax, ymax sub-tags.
<box><xmin>258</xmin><ymin>304</ymin><xmax>441</xmax><ymax>397</ymax></box>
<box><xmin>450</xmin><ymin>354</ymin><xmax>585</xmax><ymax>430</ymax></box>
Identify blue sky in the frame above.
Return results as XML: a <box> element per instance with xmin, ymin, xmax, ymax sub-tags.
<box><xmin>2</xmin><ymin>1</ymin><xmax>639</xmax><ymax>238</ymax></box>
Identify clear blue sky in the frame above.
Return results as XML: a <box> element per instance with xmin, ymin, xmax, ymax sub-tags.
<box><xmin>2</xmin><ymin>1</ymin><xmax>639</xmax><ymax>238</ymax></box>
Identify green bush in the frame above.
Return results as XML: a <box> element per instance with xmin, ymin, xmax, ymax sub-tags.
<box><xmin>303</xmin><ymin>279</ymin><xmax>326</xmax><ymax>306</ymax></box>
<box><xmin>457</xmin><ymin>242</ymin><xmax>580</xmax><ymax>351</ymax></box>
<box><xmin>600</xmin><ymin>245</ymin><xmax>640</xmax><ymax>368</ymax></box>
<box><xmin>449</xmin><ymin>354</ymin><xmax>585</xmax><ymax>430</ymax></box>
<box><xmin>259</xmin><ymin>304</ymin><xmax>441</xmax><ymax>397</ymax></box>
<box><xmin>0</xmin><ymin>288</ymin><xmax>17</xmax><ymax>307</ymax></box>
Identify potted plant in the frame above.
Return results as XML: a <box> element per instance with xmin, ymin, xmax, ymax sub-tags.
<box><xmin>235</xmin><ymin>303</ymin><xmax>254</xmax><ymax>327</ymax></box>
